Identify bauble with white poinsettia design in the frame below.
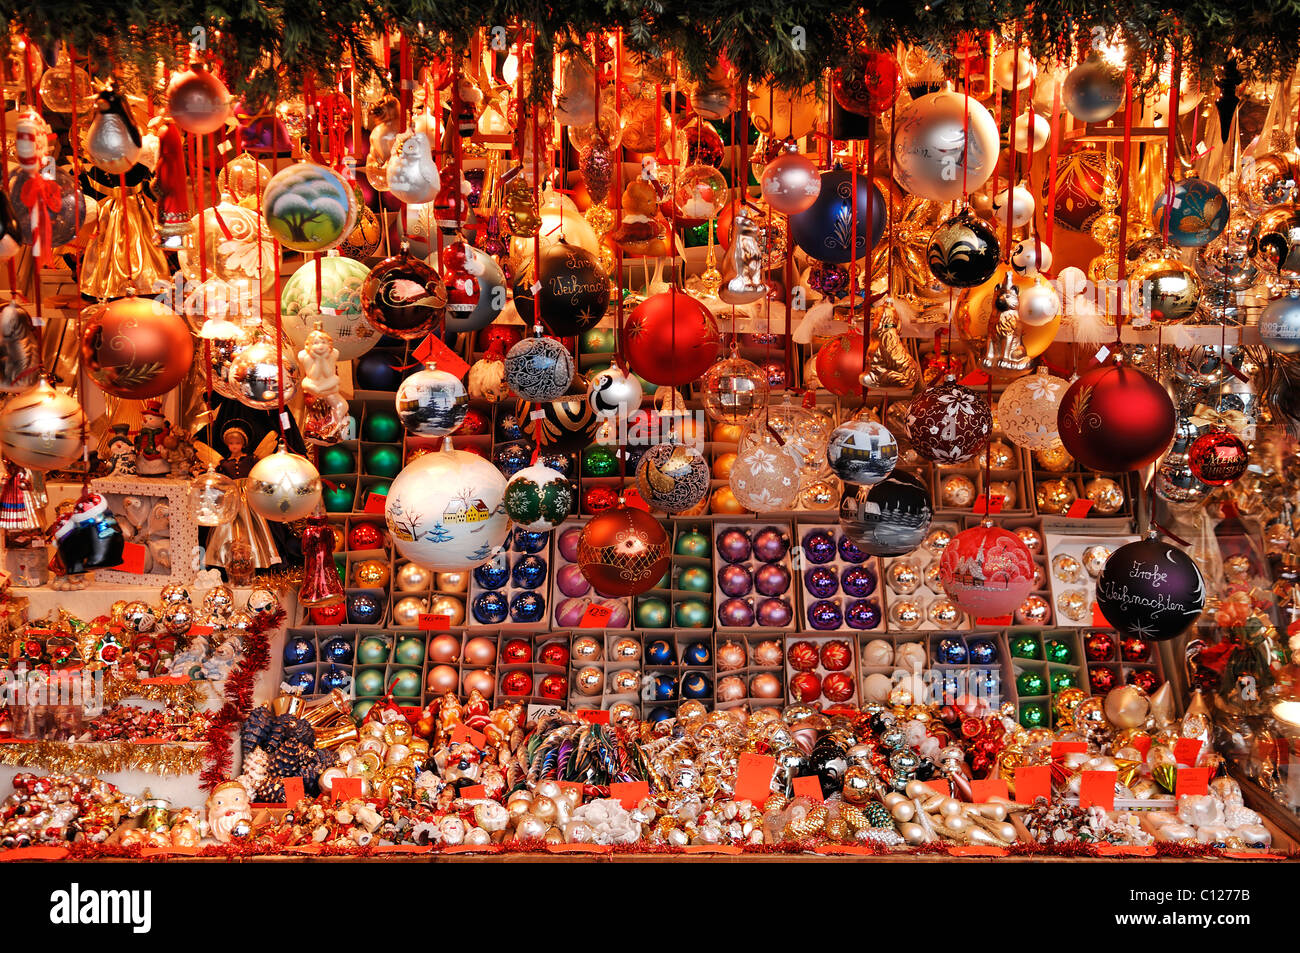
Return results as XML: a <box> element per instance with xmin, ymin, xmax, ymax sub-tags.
<box><xmin>905</xmin><ymin>376</ymin><xmax>992</xmax><ymax>463</ymax></box>
<box><xmin>996</xmin><ymin>367</ymin><xmax>1069</xmax><ymax>451</ymax></box>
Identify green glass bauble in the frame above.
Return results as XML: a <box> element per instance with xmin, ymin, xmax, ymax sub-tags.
<box><xmin>581</xmin><ymin>327</ymin><xmax>616</xmax><ymax>354</ymax></box>
<box><xmin>333</xmin><ymin>554</ymin><xmax>346</xmax><ymax>579</ymax></box>
<box><xmin>674</xmin><ymin>529</ymin><xmax>711</xmax><ymax>558</ymax></box>
<box><xmin>352</xmin><ymin>699</ymin><xmax>375</xmax><ymax>722</ymax></box>
<box><xmin>1016</xmin><ymin>671</ymin><xmax>1046</xmax><ymax>697</ymax></box>
<box><xmin>319</xmin><ymin>444</ymin><xmax>356</xmax><ymax>476</ymax></box>
<box><xmin>674</xmin><ymin>598</ymin><xmax>711</xmax><ymax>628</ymax></box>
<box><xmin>1050</xmin><ymin>669</ymin><xmax>1077</xmax><ymax>693</ymax></box>
<box><xmin>1044</xmin><ymin>639</ymin><xmax>1073</xmax><ymax>664</ymax></box>
<box><xmin>362</xmin><ymin>481</ymin><xmax>391</xmax><ymax>510</ymax></box>
<box><xmin>394</xmin><ymin>635</ymin><xmax>425</xmax><ymax>667</ymax></box>
<box><xmin>323</xmin><ymin>480</ymin><xmax>355</xmax><ymax>512</ymax></box>
<box><xmin>582</xmin><ymin>444</ymin><xmax>620</xmax><ymax>477</ymax></box>
<box><xmin>357</xmin><ymin>635</ymin><xmax>390</xmax><ymax>665</ymax></box>
<box><xmin>363</xmin><ymin>409</ymin><xmax>401</xmax><ymax>443</ymax></box>
<box><xmin>390</xmin><ymin>667</ymin><xmax>422</xmax><ymax>698</ymax></box>
<box><xmin>364</xmin><ymin>444</ymin><xmax>403</xmax><ymax>478</ymax></box>
<box><xmin>1010</xmin><ymin>635</ymin><xmax>1041</xmax><ymax>660</ymax></box>
<box><xmin>355</xmin><ymin>667</ymin><xmax>386</xmax><ymax>696</ymax></box>
<box><xmin>636</xmin><ymin>596</ymin><xmax>671</xmax><ymax>628</ymax></box>
<box><xmin>677</xmin><ymin>566</ymin><xmax>711</xmax><ymax>593</ymax></box>
<box><xmin>1019</xmin><ymin>703</ymin><xmax>1046</xmax><ymax>728</ymax></box>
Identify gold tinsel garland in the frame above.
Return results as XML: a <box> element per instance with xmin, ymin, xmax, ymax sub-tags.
<box><xmin>102</xmin><ymin>677</ymin><xmax>209</xmax><ymax>708</ymax></box>
<box><xmin>0</xmin><ymin>742</ymin><xmax>207</xmax><ymax>777</ymax></box>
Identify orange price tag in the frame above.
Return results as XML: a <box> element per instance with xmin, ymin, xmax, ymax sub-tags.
<box><xmin>732</xmin><ymin>752</ymin><xmax>777</xmax><ymax>805</ymax></box>
<box><xmin>1051</xmin><ymin>741</ymin><xmax>1087</xmax><ymax>758</ymax></box>
<box><xmin>114</xmin><ymin>541</ymin><xmax>148</xmax><ymax>574</ymax></box>
<box><xmin>609</xmin><ymin>780</ymin><xmax>650</xmax><ymax>809</ymax></box>
<box><xmin>450</xmin><ymin>723</ymin><xmax>487</xmax><ymax>748</ymax></box>
<box><xmin>459</xmin><ymin>784</ymin><xmax>487</xmax><ymax>799</ymax></box>
<box><xmin>1078</xmin><ymin>770</ymin><xmax>1117</xmax><ymax>810</ymax></box>
<box><xmin>620</xmin><ymin>486</ymin><xmax>651</xmax><ymax>512</ymax></box>
<box><xmin>412</xmin><ymin>333</ymin><xmax>471</xmax><ymax>381</ymax></box>
<box><xmin>1173</xmin><ymin>737</ymin><xmax>1203</xmax><ymax>766</ymax></box>
<box><xmin>331</xmin><ymin>777</ymin><xmax>364</xmax><ymax>802</ymax></box>
<box><xmin>791</xmin><ymin>775</ymin><xmax>824</xmax><ymax>802</ymax></box>
<box><xmin>578</xmin><ymin>603</ymin><xmax>613</xmax><ymax>628</ymax></box>
<box><xmin>923</xmin><ymin>779</ymin><xmax>951</xmax><ymax>797</ymax></box>
<box><xmin>574</xmin><ymin>708</ymin><xmax>610</xmax><ymax>724</ymax></box>
<box><xmin>281</xmin><ymin>776</ymin><xmax>305</xmax><ymax>805</ymax></box>
<box><xmin>971</xmin><ymin>494</ymin><xmax>1005</xmax><ymax>515</ymax></box>
<box><xmin>975</xmin><ymin>615</ymin><xmax>1013</xmax><ymax>626</ymax></box>
<box><xmin>958</xmin><ymin>371</ymin><xmax>991</xmax><ymax>387</ymax></box>
<box><xmin>1091</xmin><ymin>603</ymin><xmax>1111</xmax><ymax>627</ymax></box>
<box><xmin>1175</xmin><ymin>767</ymin><xmax>1211</xmax><ymax>798</ymax></box>
<box><xmin>1129</xmin><ymin>733</ymin><xmax>1153</xmax><ymax>759</ymax></box>
<box><xmin>418</xmin><ymin>613</ymin><xmax>451</xmax><ymax>631</ymax></box>
<box><xmin>1015</xmin><ymin>764</ymin><xmax>1051</xmax><ymax>804</ymax></box>
<box><xmin>969</xmin><ymin>778</ymin><xmax>1010</xmax><ymax>802</ymax></box>
<box><xmin>1066</xmin><ymin>499</ymin><xmax>1094</xmax><ymax>519</ymax></box>
<box><xmin>363</xmin><ymin>492</ymin><xmax>388</xmax><ymax>514</ymax></box>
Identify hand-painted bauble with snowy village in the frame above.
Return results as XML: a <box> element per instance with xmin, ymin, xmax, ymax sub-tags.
<box><xmin>385</xmin><ymin>443</ymin><xmax>509</xmax><ymax>570</ymax></box>
<box><xmin>395</xmin><ymin>363</ymin><xmax>468</xmax><ymax>436</ymax></box>
<box><xmin>938</xmin><ymin>523</ymin><xmax>1035</xmax><ymax>617</ymax></box>
<box><xmin>826</xmin><ymin>417</ymin><xmax>898</xmax><ymax>485</ymax></box>
<box><xmin>837</xmin><ymin>470</ymin><xmax>932</xmax><ymax>556</ymax></box>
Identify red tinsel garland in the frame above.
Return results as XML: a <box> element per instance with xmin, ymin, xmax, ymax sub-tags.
<box><xmin>197</xmin><ymin>606</ymin><xmax>284</xmax><ymax>791</ymax></box>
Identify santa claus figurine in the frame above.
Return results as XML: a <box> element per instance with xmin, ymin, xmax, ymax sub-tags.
<box><xmin>134</xmin><ymin>401</ymin><xmax>173</xmax><ymax>476</ymax></box>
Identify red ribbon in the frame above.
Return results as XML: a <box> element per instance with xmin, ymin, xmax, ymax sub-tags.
<box><xmin>19</xmin><ymin>172</ymin><xmax>60</xmax><ymax>261</ymax></box>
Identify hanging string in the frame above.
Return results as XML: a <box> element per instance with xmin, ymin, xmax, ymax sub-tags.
<box><xmin>1114</xmin><ymin>69</ymin><xmax>1134</xmax><ymax>348</ymax></box>
<box><xmin>1004</xmin><ymin>28</ymin><xmax>1023</xmax><ymax>263</ymax></box>
<box><xmin>613</xmin><ymin>31</ymin><xmax>626</xmax><ymax>374</ymax></box>
<box><xmin>1161</xmin><ymin>31</ymin><xmax>1182</xmax><ymax>246</ymax></box>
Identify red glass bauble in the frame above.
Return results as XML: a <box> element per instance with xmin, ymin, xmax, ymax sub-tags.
<box><xmin>308</xmin><ymin>603</ymin><xmax>347</xmax><ymax>626</ymax></box>
<box><xmin>820</xmin><ymin>639</ymin><xmax>853</xmax><ymax>671</ymax></box>
<box><xmin>503</xmin><ymin>638</ymin><xmax>532</xmax><ymax>664</ymax></box>
<box><xmin>1041</xmin><ymin>148</ymin><xmax>1119</xmax><ymax>233</ymax></box>
<box><xmin>1084</xmin><ymin>631</ymin><xmax>1116</xmax><ymax>661</ymax></box>
<box><xmin>1120</xmin><ymin>635</ymin><xmax>1151</xmax><ymax>662</ymax></box>
<box><xmin>576</xmin><ymin>506</ymin><xmax>671</xmax><ymax>597</ymax></box>
<box><xmin>938</xmin><ymin>524</ymin><xmax>1035</xmax><ymax>617</ymax></box>
<box><xmin>479</xmin><ymin>324</ymin><xmax>523</xmax><ymax>352</ymax></box>
<box><xmin>539</xmin><ymin>673</ymin><xmax>567</xmax><ymax>699</ymax></box>
<box><xmin>1057</xmin><ymin>362</ymin><xmax>1175</xmax><ymax>472</ymax></box>
<box><xmin>360</xmin><ymin>251</ymin><xmax>447</xmax><ymax>340</ymax></box>
<box><xmin>790</xmin><ymin>671</ymin><xmax>822</xmax><ymax>703</ymax></box>
<box><xmin>1089</xmin><ymin>667</ymin><xmax>1116</xmax><ymax>693</ymax></box>
<box><xmin>539</xmin><ymin>642</ymin><xmax>570</xmax><ymax>667</ymax></box>
<box><xmin>347</xmin><ymin>523</ymin><xmax>384</xmax><ymax>550</ymax></box>
<box><xmin>501</xmin><ymin>669</ymin><xmax>533</xmax><ymax>696</ymax></box>
<box><xmin>906</xmin><ymin>377</ymin><xmax>993</xmax><ymax>464</ymax></box>
<box><xmin>582</xmin><ymin>484</ymin><xmax>619</xmax><ymax>514</ymax></box>
<box><xmin>815</xmin><ymin>330</ymin><xmax>865</xmax><ymax>398</ymax></box>
<box><xmin>624</xmin><ymin>289</ymin><xmax>719</xmax><ymax>386</ymax></box>
<box><xmin>1128</xmin><ymin>669</ymin><xmax>1159</xmax><ymax>693</ymax></box>
<box><xmin>460</xmin><ymin>408</ymin><xmax>489</xmax><ymax>435</ymax></box>
<box><xmin>822</xmin><ymin>671</ymin><xmax>856</xmax><ymax>702</ymax></box>
<box><xmin>787</xmin><ymin>640</ymin><xmax>820</xmax><ymax>671</ymax></box>
<box><xmin>832</xmin><ymin>49</ymin><xmax>899</xmax><ymax>117</ymax></box>
<box><xmin>81</xmin><ymin>297</ymin><xmax>194</xmax><ymax>399</ymax></box>
<box><xmin>1187</xmin><ymin>430</ymin><xmax>1248</xmax><ymax>486</ymax></box>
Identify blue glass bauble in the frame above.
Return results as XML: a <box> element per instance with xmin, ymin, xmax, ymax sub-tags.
<box><xmin>473</xmin><ymin>557</ymin><xmax>510</xmax><ymax>590</ymax></box>
<box><xmin>322</xmin><ymin>636</ymin><xmax>354</xmax><ymax>664</ymax></box>
<box><xmin>355</xmin><ymin>352</ymin><xmax>401</xmax><ymax>391</ymax></box>
<box><xmin>319</xmin><ymin>666</ymin><xmax>352</xmax><ymax>692</ymax></box>
<box><xmin>841</xmin><ymin>565</ymin><xmax>877</xmax><ymax>597</ymax></box>
<box><xmin>681</xmin><ymin>672</ymin><xmax>711</xmax><ymax>699</ymax></box>
<box><xmin>513</xmin><ymin>529</ymin><xmax>550</xmax><ymax>553</ymax></box>
<box><xmin>653</xmin><ymin>675</ymin><xmax>678</xmax><ymax>700</ymax></box>
<box><xmin>968</xmin><ymin>638</ymin><xmax>998</xmax><ymax>666</ymax></box>
<box><xmin>509</xmin><ymin>591</ymin><xmax>545</xmax><ymax>623</ymax></box>
<box><xmin>844</xmin><ymin>599</ymin><xmax>881</xmax><ymax>630</ymax></box>
<box><xmin>496</xmin><ymin>413</ymin><xmax>525</xmax><ymax>442</ymax></box>
<box><xmin>283</xmin><ymin>637</ymin><xmax>316</xmax><ymax>667</ymax></box>
<box><xmin>539</xmin><ymin>453</ymin><xmax>571</xmax><ymax>477</ymax></box>
<box><xmin>935</xmin><ymin>637</ymin><xmax>968</xmax><ymax>665</ymax></box>
<box><xmin>801</xmin><ymin>530</ymin><xmax>836</xmax><ymax>564</ymax></box>
<box><xmin>285</xmin><ymin>669</ymin><xmax>316</xmax><ymax>693</ymax></box>
<box><xmin>808</xmin><ymin>600</ymin><xmax>843</xmax><ymax>630</ymax></box>
<box><xmin>647</xmin><ymin>706</ymin><xmax>674</xmax><ymax>723</ymax></box>
<box><xmin>472</xmin><ymin>591</ymin><xmax>509</xmax><ymax>624</ymax></box>
<box><xmin>790</xmin><ymin>169</ymin><xmax>887</xmax><ymax>263</ymax></box>
<box><xmin>511</xmin><ymin>554</ymin><xmax>549</xmax><ymax>590</ymax></box>
<box><xmin>804</xmin><ymin>566</ymin><xmax>839</xmax><ymax>598</ymax></box>
<box><xmin>346</xmin><ymin>593</ymin><xmax>382</xmax><ymax>625</ymax></box>
<box><xmin>494</xmin><ymin>443</ymin><xmax>532</xmax><ymax>476</ymax></box>
<box><xmin>682</xmin><ymin>641</ymin><xmax>711</xmax><ymax>666</ymax></box>
<box><xmin>1153</xmin><ymin>177</ymin><xmax>1229</xmax><ymax>248</ymax></box>
<box><xmin>645</xmin><ymin>639</ymin><xmax>676</xmax><ymax>665</ymax></box>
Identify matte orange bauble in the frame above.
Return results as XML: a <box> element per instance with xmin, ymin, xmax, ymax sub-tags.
<box><xmin>576</xmin><ymin>506</ymin><xmax>671</xmax><ymax>597</ymax></box>
<box><xmin>80</xmin><ymin>297</ymin><xmax>194</xmax><ymax>398</ymax></box>
<box><xmin>815</xmin><ymin>330</ymin><xmax>865</xmax><ymax>397</ymax></box>
<box><xmin>624</xmin><ymin>289</ymin><xmax>719</xmax><ymax>386</ymax></box>
<box><xmin>1057</xmin><ymin>361</ymin><xmax>1175</xmax><ymax>472</ymax></box>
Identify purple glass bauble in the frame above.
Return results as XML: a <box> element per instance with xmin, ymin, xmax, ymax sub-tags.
<box><xmin>802</xmin><ymin>530</ymin><xmax>836</xmax><ymax>564</ymax></box>
<box><xmin>808</xmin><ymin>599</ymin><xmax>843</xmax><ymax>630</ymax></box>
<box><xmin>837</xmin><ymin>534</ymin><xmax>869</xmax><ymax>564</ymax></box>
<box><xmin>717</xmin><ymin>597</ymin><xmax>755</xmax><ymax>627</ymax></box>
<box><xmin>716</xmin><ymin>528</ymin><xmax>752</xmax><ymax>563</ymax></box>
<box><xmin>757</xmin><ymin>597</ymin><xmax>794</xmax><ymax>627</ymax></box>
<box><xmin>602</xmin><ymin>600</ymin><xmax>631</xmax><ymax>628</ymax></box>
<box><xmin>556</xmin><ymin>563</ymin><xmax>592</xmax><ymax>598</ymax></box>
<box><xmin>717</xmin><ymin>564</ymin><xmax>754</xmax><ymax>597</ymax></box>
<box><xmin>844</xmin><ymin>599</ymin><xmax>881</xmax><ymax>630</ymax></box>
<box><xmin>841</xmin><ymin>565</ymin><xmax>877</xmax><ymax>598</ymax></box>
<box><xmin>804</xmin><ymin>566</ymin><xmax>839</xmax><ymax>598</ymax></box>
<box><xmin>558</xmin><ymin>527</ymin><xmax>582</xmax><ymax>562</ymax></box>
<box><xmin>755</xmin><ymin>563</ymin><xmax>792</xmax><ymax>596</ymax></box>
<box><xmin>752</xmin><ymin>526</ymin><xmax>790</xmax><ymax>563</ymax></box>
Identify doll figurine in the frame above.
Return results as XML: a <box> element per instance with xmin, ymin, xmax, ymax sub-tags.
<box><xmin>608</xmin><ymin>157</ymin><xmax>669</xmax><ymax>257</ymax></box>
<box><xmin>204</xmin><ymin>422</ymin><xmax>280</xmax><ymax>572</ymax></box>
<box><xmin>298</xmin><ymin>324</ymin><xmax>348</xmax><ymax>444</ymax></box>
<box><xmin>48</xmin><ymin>492</ymin><xmax>124</xmax><ymax>575</ymax></box>
<box><xmin>105</xmin><ymin>424</ymin><xmax>138</xmax><ymax>476</ymax></box>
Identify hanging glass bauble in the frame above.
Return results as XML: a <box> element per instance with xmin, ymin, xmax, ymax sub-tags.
<box><xmin>1152</xmin><ymin>177</ymin><xmax>1229</xmax><ymax>248</ymax></box>
<box><xmin>588</xmin><ymin>364</ymin><xmax>643</xmax><ymax>419</ymax></box>
<box><xmin>1247</xmin><ymin>203</ymin><xmax>1300</xmax><ymax>278</ymax></box>
<box><xmin>505</xmin><ymin>337</ymin><xmax>575</xmax><ymax>402</ymax></box>
<box><xmin>760</xmin><ymin>141</ymin><xmax>821</xmax><ymax>215</ymax></box>
<box><xmin>280</xmin><ymin>255</ymin><xmax>377</xmax><ymax>361</ymax></box>
<box><xmin>636</xmin><ymin>444</ymin><xmax>710</xmax><ymax>514</ymax></box>
<box><xmin>81</xmin><ymin>296</ymin><xmax>194</xmax><ymax>399</ymax></box>
<box><xmin>1062</xmin><ymin>52</ymin><xmax>1125</xmax><ymax>123</ymax></box>
<box><xmin>227</xmin><ymin>333</ymin><xmax>299</xmax><ymax>409</ymax></box>
<box><xmin>0</xmin><ymin>377</ymin><xmax>86</xmax><ymax>471</ymax></box>
<box><xmin>826</xmin><ymin>415</ymin><xmax>898</xmax><ymax>486</ymax></box>
<box><xmin>246</xmin><ymin>448</ymin><xmax>322</xmax><ymax>522</ymax></box>
<box><xmin>360</xmin><ymin>249</ymin><xmax>447</xmax><ymax>339</ymax></box>
<box><xmin>996</xmin><ymin>368</ymin><xmax>1068</xmax><ymax>451</ymax></box>
<box><xmin>893</xmin><ymin>92</ymin><xmax>1000</xmax><ymax>201</ymax></box>
<box><xmin>179</xmin><ymin>201</ymin><xmax>280</xmax><ymax>296</ymax></box>
<box><xmin>395</xmin><ymin>363</ymin><xmax>468</xmax><ymax>437</ymax></box>
<box><xmin>701</xmin><ymin>354</ymin><xmax>768</xmax><ymax>423</ymax></box>
<box><xmin>729</xmin><ymin>425</ymin><xmax>803</xmax><ymax>513</ymax></box>
<box><xmin>190</xmin><ymin>466</ymin><xmax>240</xmax><ymax>527</ymax></box>
<box><xmin>262</xmin><ymin>162</ymin><xmax>358</xmax><ymax>253</ymax></box>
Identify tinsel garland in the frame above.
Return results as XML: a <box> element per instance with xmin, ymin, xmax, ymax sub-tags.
<box><xmin>0</xmin><ymin>741</ymin><xmax>206</xmax><ymax>776</ymax></box>
<box><xmin>197</xmin><ymin>606</ymin><xmax>282</xmax><ymax>792</ymax></box>
<box><xmin>1</xmin><ymin>1</ymin><xmax>1299</xmax><ymax>103</ymax></box>
<box><xmin>102</xmin><ymin>676</ymin><xmax>207</xmax><ymax>708</ymax></box>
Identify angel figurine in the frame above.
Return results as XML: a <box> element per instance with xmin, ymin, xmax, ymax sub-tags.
<box><xmin>203</xmin><ymin>422</ymin><xmax>281</xmax><ymax>573</ymax></box>
<box><xmin>298</xmin><ymin>323</ymin><xmax>349</xmax><ymax>444</ymax></box>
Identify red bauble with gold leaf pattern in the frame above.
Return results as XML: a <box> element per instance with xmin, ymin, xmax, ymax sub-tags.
<box><xmin>576</xmin><ymin>506</ymin><xmax>671</xmax><ymax>597</ymax></box>
<box><xmin>819</xmin><ymin>639</ymin><xmax>853</xmax><ymax>671</ymax></box>
<box><xmin>815</xmin><ymin>330</ymin><xmax>865</xmax><ymax>398</ymax></box>
<box><xmin>786</xmin><ymin>640</ymin><xmax>820</xmax><ymax>671</ymax></box>
<box><xmin>821</xmin><ymin>671</ymin><xmax>856</xmax><ymax>702</ymax></box>
<box><xmin>790</xmin><ymin>671</ymin><xmax>822</xmax><ymax>703</ymax></box>
<box><xmin>1057</xmin><ymin>361</ymin><xmax>1175</xmax><ymax>472</ymax></box>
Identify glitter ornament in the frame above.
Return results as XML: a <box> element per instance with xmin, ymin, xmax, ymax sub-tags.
<box><xmin>996</xmin><ymin>369</ymin><xmax>1068</xmax><ymax>451</ymax></box>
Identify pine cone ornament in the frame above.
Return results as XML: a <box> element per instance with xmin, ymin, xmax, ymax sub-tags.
<box><xmin>270</xmin><ymin>738</ymin><xmax>315</xmax><ymax>780</ymax></box>
<box><xmin>241</xmin><ymin>706</ymin><xmax>273</xmax><ymax>755</ymax></box>
<box><xmin>255</xmin><ymin>779</ymin><xmax>285</xmax><ymax>803</ymax></box>
<box><xmin>289</xmin><ymin>716</ymin><xmax>316</xmax><ymax>747</ymax></box>
<box><xmin>241</xmin><ymin>746</ymin><xmax>270</xmax><ymax>787</ymax></box>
